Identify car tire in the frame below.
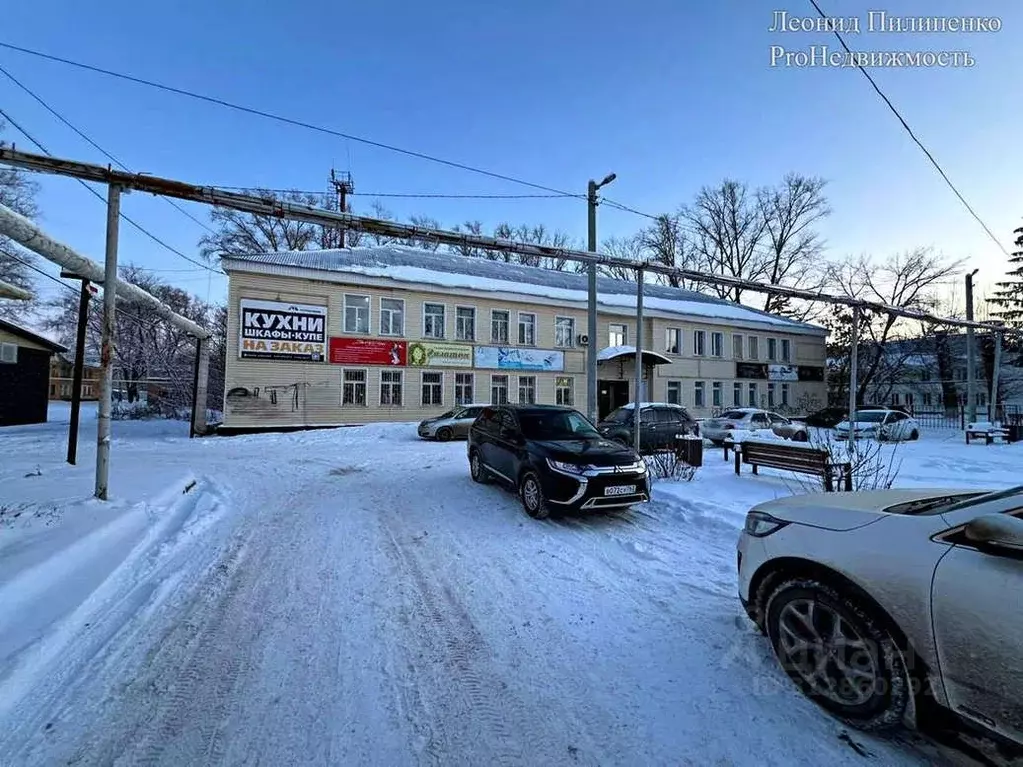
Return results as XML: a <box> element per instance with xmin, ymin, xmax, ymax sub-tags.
<box><xmin>436</xmin><ymin>426</ymin><xmax>453</xmax><ymax>442</ymax></box>
<box><xmin>765</xmin><ymin>578</ymin><xmax>911</xmax><ymax>732</ymax></box>
<box><xmin>909</xmin><ymin>429</ymin><xmax>919</xmax><ymax>441</ymax></box>
<box><xmin>469</xmin><ymin>449</ymin><xmax>490</xmax><ymax>484</ymax></box>
<box><xmin>792</xmin><ymin>431</ymin><xmax>808</xmax><ymax>442</ymax></box>
<box><xmin>519</xmin><ymin>472</ymin><xmax>550</xmax><ymax>520</ymax></box>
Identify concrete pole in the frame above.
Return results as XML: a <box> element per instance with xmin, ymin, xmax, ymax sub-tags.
<box><xmin>848</xmin><ymin>305</ymin><xmax>860</xmax><ymax>453</ymax></box>
<box><xmin>190</xmin><ymin>338</ymin><xmax>210</xmax><ymax>437</ymax></box>
<box><xmin>633</xmin><ymin>267</ymin><xmax>645</xmax><ymax>451</ymax></box>
<box><xmin>67</xmin><ymin>279</ymin><xmax>91</xmax><ymax>465</ymax></box>
<box><xmin>966</xmin><ymin>270</ymin><xmax>978</xmax><ymax>424</ymax></box>
<box><xmin>586</xmin><ymin>180</ymin><xmax>599</xmax><ymax>423</ymax></box>
<box><xmin>95</xmin><ymin>184</ymin><xmax>121</xmax><ymax>500</ymax></box>
<box><xmin>991</xmin><ymin>329</ymin><xmax>1003</xmax><ymax>423</ymax></box>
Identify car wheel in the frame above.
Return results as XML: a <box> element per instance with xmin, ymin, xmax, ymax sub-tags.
<box><xmin>469</xmin><ymin>450</ymin><xmax>490</xmax><ymax>484</ymax></box>
<box><xmin>908</xmin><ymin>429</ymin><xmax>919</xmax><ymax>441</ymax></box>
<box><xmin>792</xmin><ymin>431</ymin><xmax>808</xmax><ymax>442</ymax></box>
<box><xmin>519</xmin><ymin>472</ymin><xmax>550</xmax><ymax>520</ymax></box>
<box><xmin>436</xmin><ymin>426</ymin><xmax>453</xmax><ymax>442</ymax></box>
<box><xmin>765</xmin><ymin>578</ymin><xmax>911</xmax><ymax>732</ymax></box>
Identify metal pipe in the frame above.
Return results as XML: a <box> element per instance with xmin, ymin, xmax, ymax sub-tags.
<box><xmin>0</xmin><ymin>278</ymin><xmax>32</xmax><ymax>300</ymax></box>
<box><xmin>633</xmin><ymin>267</ymin><xmax>644</xmax><ymax>451</ymax></box>
<box><xmin>95</xmin><ymin>184</ymin><xmax>121</xmax><ymax>500</ymax></box>
<box><xmin>848</xmin><ymin>305</ymin><xmax>860</xmax><ymax>453</ymax></box>
<box><xmin>67</xmin><ymin>278</ymin><xmax>91</xmax><ymax>465</ymax></box>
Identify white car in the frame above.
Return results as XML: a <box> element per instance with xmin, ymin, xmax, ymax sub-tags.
<box><xmin>833</xmin><ymin>409</ymin><xmax>921</xmax><ymax>442</ymax></box>
<box><xmin>737</xmin><ymin>485</ymin><xmax>1023</xmax><ymax>751</ymax></box>
<box><xmin>700</xmin><ymin>408</ymin><xmax>808</xmax><ymax>445</ymax></box>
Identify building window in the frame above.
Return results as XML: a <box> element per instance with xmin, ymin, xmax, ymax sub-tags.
<box><xmin>693</xmin><ymin>330</ymin><xmax>706</xmax><ymax>357</ymax></box>
<box><xmin>609</xmin><ymin>323</ymin><xmax>627</xmax><ymax>347</ymax></box>
<box><xmin>748</xmin><ymin>336</ymin><xmax>760</xmax><ymax>360</ymax></box>
<box><xmin>892</xmin><ymin>392</ymin><xmax>901</xmax><ymax>406</ymax></box>
<box><xmin>711</xmin><ymin>332</ymin><xmax>724</xmax><ymax>358</ymax></box>
<box><xmin>666</xmin><ymin>327</ymin><xmax>681</xmax><ymax>355</ymax></box>
<box><xmin>491</xmin><ymin>374</ymin><xmax>509</xmax><ymax>404</ymax></box>
<box><xmin>422</xmin><ymin>372</ymin><xmax>443</xmax><ymax>406</ymax></box>
<box><xmin>555</xmin><ymin>317</ymin><xmax>575</xmax><ymax>348</ymax></box>
<box><xmin>923</xmin><ymin>392</ymin><xmax>933</xmax><ymax>407</ymax></box>
<box><xmin>748</xmin><ymin>382</ymin><xmax>758</xmax><ymax>408</ymax></box>
<box><xmin>491</xmin><ymin>310</ymin><xmax>509</xmax><ymax>344</ymax></box>
<box><xmin>767</xmin><ymin>338</ymin><xmax>778</xmax><ymax>361</ymax></box>
<box><xmin>781</xmin><ymin>383</ymin><xmax>790</xmax><ymax>407</ymax></box>
<box><xmin>733</xmin><ymin>382</ymin><xmax>742</xmax><ymax>407</ymax></box>
<box><xmin>667</xmin><ymin>380</ymin><xmax>682</xmax><ymax>405</ymax></box>
<box><xmin>456</xmin><ymin>307</ymin><xmax>476</xmax><ymax>341</ymax></box>
<box><xmin>767</xmin><ymin>383</ymin><xmax>776</xmax><ymax>407</ymax></box>
<box><xmin>455</xmin><ymin>373</ymin><xmax>474</xmax><ymax>405</ymax></box>
<box><xmin>518</xmin><ymin>375</ymin><xmax>536</xmax><ymax>404</ymax></box>
<box><xmin>380</xmin><ymin>370</ymin><xmax>403</xmax><ymax>406</ymax></box>
<box><xmin>906</xmin><ymin>392</ymin><xmax>915</xmax><ymax>408</ymax></box>
<box><xmin>732</xmin><ymin>334</ymin><xmax>744</xmax><ymax>360</ymax></box>
<box><xmin>694</xmin><ymin>381</ymin><xmax>706</xmax><ymax>408</ymax></box>
<box><xmin>780</xmin><ymin>339</ymin><xmax>791</xmax><ymax>362</ymax></box>
<box><xmin>50</xmin><ymin>384</ymin><xmax>56</xmax><ymax>396</ymax></box>
<box><xmin>343</xmin><ymin>294</ymin><xmax>371</xmax><ymax>334</ymax></box>
<box><xmin>342</xmin><ymin>369</ymin><xmax>367</xmax><ymax>406</ymax></box>
<box><xmin>518</xmin><ymin>312</ymin><xmax>536</xmax><ymax>346</ymax></box>
<box><xmin>712</xmin><ymin>381</ymin><xmax>723</xmax><ymax>407</ymax></box>
<box><xmin>424</xmin><ymin>303</ymin><xmax>446</xmax><ymax>339</ymax></box>
<box><xmin>380</xmin><ymin>298</ymin><xmax>404</xmax><ymax>336</ymax></box>
<box><xmin>977</xmin><ymin>392</ymin><xmax>986</xmax><ymax>406</ymax></box>
<box><xmin>0</xmin><ymin>342</ymin><xmax>16</xmax><ymax>364</ymax></box>
<box><xmin>555</xmin><ymin>376</ymin><xmax>573</xmax><ymax>406</ymax></box>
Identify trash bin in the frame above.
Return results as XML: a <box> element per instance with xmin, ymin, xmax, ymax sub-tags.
<box><xmin>673</xmin><ymin>434</ymin><xmax>704</xmax><ymax>468</ymax></box>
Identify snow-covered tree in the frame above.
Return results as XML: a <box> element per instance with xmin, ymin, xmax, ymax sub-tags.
<box><xmin>0</xmin><ymin>120</ymin><xmax>41</xmax><ymax>321</ymax></box>
<box><xmin>989</xmin><ymin>224</ymin><xmax>1023</xmax><ymax>364</ymax></box>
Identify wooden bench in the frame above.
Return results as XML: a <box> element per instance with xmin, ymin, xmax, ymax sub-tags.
<box><xmin>735</xmin><ymin>439</ymin><xmax>853</xmax><ymax>492</ymax></box>
<box><xmin>966</xmin><ymin>423</ymin><xmax>1009</xmax><ymax>445</ymax></box>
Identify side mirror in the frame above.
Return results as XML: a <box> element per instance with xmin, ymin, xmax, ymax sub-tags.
<box><xmin>963</xmin><ymin>514</ymin><xmax>1023</xmax><ymax>558</ymax></box>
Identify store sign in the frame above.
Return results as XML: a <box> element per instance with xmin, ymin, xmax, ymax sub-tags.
<box><xmin>407</xmin><ymin>342</ymin><xmax>472</xmax><ymax>367</ymax></box>
<box><xmin>735</xmin><ymin>362</ymin><xmax>768</xmax><ymax>380</ymax></box>
<box><xmin>239</xmin><ymin>299</ymin><xmax>326</xmax><ymax>361</ymax></box>
<box><xmin>328</xmin><ymin>337</ymin><xmax>407</xmax><ymax>365</ymax></box>
<box><xmin>768</xmin><ymin>364</ymin><xmax>799</xmax><ymax>381</ymax></box>
<box><xmin>474</xmin><ymin>346</ymin><xmax>565</xmax><ymax>372</ymax></box>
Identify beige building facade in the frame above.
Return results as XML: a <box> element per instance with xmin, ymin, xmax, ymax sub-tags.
<box><xmin>220</xmin><ymin>247</ymin><xmax>828</xmax><ymax>431</ymax></box>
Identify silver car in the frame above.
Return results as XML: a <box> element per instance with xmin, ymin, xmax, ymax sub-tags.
<box><xmin>738</xmin><ymin>485</ymin><xmax>1023</xmax><ymax>748</ymax></box>
<box><xmin>700</xmin><ymin>408</ymin><xmax>808</xmax><ymax>445</ymax></box>
<box><xmin>418</xmin><ymin>404</ymin><xmax>489</xmax><ymax>441</ymax></box>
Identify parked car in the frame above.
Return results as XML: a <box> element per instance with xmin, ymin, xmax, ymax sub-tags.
<box><xmin>418</xmin><ymin>404</ymin><xmax>489</xmax><ymax>441</ymax></box>
<box><xmin>737</xmin><ymin>485</ymin><xmax>1023</xmax><ymax>750</ymax></box>
<box><xmin>833</xmin><ymin>409</ymin><xmax>920</xmax><ymax>442</ymax></box>
<box><xmin>595</xmin><ymin>403</ymin><xmax>697</xmax><ymax>453</ymax></box>
<box><xmin>700</xmin><ymin>408</ymin><xmax>808</xmax><ymax>445</ymax></box>
<box><xmin>805</xmin><ymin>404</ymin><xmax>910</xmax><ymax>428</ymax></box>
<box><xmin>468</xmin><ymin>404</ymin><xmax>650</xmax><ymax>519</ymax></box>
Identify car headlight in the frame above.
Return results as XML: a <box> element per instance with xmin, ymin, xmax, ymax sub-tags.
<box><xmin>743</xmin><ymin>510</ymin><xmax>791</xmax><ymax>537</ymax></box>
<box><xmin>547</xmin><ymin>459</ymin><xmax>586</xmax><ymax>475</ymax></box>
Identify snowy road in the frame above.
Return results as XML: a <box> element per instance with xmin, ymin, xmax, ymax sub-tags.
<box><xmin>1</xmin><ymin>415</ymin><xmax>1004</xmax><ymax>765</ymax></box>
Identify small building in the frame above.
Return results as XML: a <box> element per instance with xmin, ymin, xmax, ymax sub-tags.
<box><xmin>219</xmin><ymin>246</ymin><xmax>829</xmax><ymax>432</ymax></box>
<box><xmin>49</xmin><ymin>353</ymin><xmax>102</xmax><ymax>401</ymax></box>
<box><xmin>0</xmin><ymin>318</ymin><xmax>67</xmax><ymax>426</ymax></box>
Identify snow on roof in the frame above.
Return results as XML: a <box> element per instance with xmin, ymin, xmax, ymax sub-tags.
<box><xmin>619</xmin><ymin>401</ymin><xmax>685</xmax><ymax>409</ymax></box>
<box><xmin>222</xmin><ymin>246</ymin><xmax>825</xmax><ymax>334</ymax></box>
<box><xmin>597</xmin><ymin>345</ymin><xmax>673</xmax><ymax>364</ymax></box>
<box><xmin>0</xmin><ymin>317</ymin><xmax>66</xmax><ymax>352</ymax></box>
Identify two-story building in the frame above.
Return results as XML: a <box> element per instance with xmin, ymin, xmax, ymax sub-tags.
<box><xmin>219</xmin><ymin>246</ymin><xmax>828</xmax><ymax>431</ymax></box>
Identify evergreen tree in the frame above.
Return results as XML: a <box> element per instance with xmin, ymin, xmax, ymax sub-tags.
<box><xmin>989</xmin><ymin>225</ymin><xmax>1023</xmax><ymax>364</ymax></box>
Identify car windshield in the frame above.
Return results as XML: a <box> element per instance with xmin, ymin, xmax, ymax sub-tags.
<box><xmin>520</xmin><ymin>411</ymin><xmax>601</xmax><ymax>440</ymax></box>
<box><xmin>605</xmin><ymin>407</ymin><xmax>633</xmax><ymax>424</ymax></box>
<box><xmin>923</xmin><ymin>484</ymin><xmax>1023</xmax><ymax>516</ymax></box>
<box><xmin>851</xmin><ymin>411</ymin><xmax>887</xmax><ymax>423</ymax></box>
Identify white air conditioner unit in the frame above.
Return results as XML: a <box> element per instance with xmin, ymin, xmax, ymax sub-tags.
<box><xmin>577</xmin><ymin>333</ymin><xmax>590</xmax><ymax>345</ymax></box>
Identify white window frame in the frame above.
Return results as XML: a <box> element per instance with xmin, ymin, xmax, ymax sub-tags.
<box><xmin>609</xmin><ymin>323</ymin><xmax>627</xmax><ymax>347</ymax></box>
<box><xmin>490</xmin><ymin>309</ymin><xmax>510</xmax><ymax>345</ymax></box>
<box><xmin>780</xmin><ymin>338</ymin><xmax>791</xmax><ymax>362</ymax></box>
<box><xmin>767</xmin><ymin>382</ymin><xmax>777</xmax><ymax>408</ymax></box>
<box><xmin>517</xmin><ymin>312</ymin><xmax>537</xmax><ymax>346</ymax></box>
<box><xmin>455</xmin><ymin>372</ymin><xmax>475</xmax><ymax>405</ymax></box>
<box><xmin>711</xmin><ymin>332</ymin><xmax>724</xmax><ymax>358</ymax></box>
<box><xmin>491</xmin><ymin>374</ymin><xmax>510</xmax><ymax>405</ymax></box>
<box><xmin>554</xmin><ymin>316</ymin><xmax>575</xmax><ymax>348</ymax></box>
<box><xmin>781</xmin><ymin>382</ymin><xmax>790</xmax><ymax>407</ymax></box>
<box><xmin>343</xmin><ymin>293</ymin><xmax>371</xmax><ymax>335</ymax></box>
<box><xmin>712</xmin><ymin>381</ymin><xmax>723</xmax><ymax>408</ymax></box>
<box><xmin>732</xmin><ymin>334</ymin><xmax>744</xmax><ymax>360</ymax></box>
<box><xmin>421</xmin><ymin>370</ymin><xmax>444</xmax><ymax>407</ymax></box>
<box><xmin>379</xmin><ymin>297</ymin><xmax>405</xmax><ymax>337</ymax></box>
<box><xmin>767</xmin><ymin>337</ymin><xmax>778</xmax><ymax>362</ymax></box>
<box><xmin>341</xmin><ymin>368</ymin><xmax>368</xmax><ymax>406</ymax></box>
<box><xmin>455</xmin><ymin>305</ymin><xmax>477</xmax><ymax>342</ymax></box>
<box><xmin>379</xmin><ymin>369</ymin><xmax>403</xmax><ymax>407</ymax></box>
<box><xmin>694</xmin><ymin>380</ymin><xmax>706</xmax><ymax>408</ymax></box>
<box><xmin>693</xmin><ymin>330</ymin><xmax>707</xmax><ymax>357</ymax></box>
<box><xmin>667</xmin><ymin>380</ymin><xmax>683</xmax><ymax>405</ymax></box>
<box><xmin>733</xmin><ymin>382</ymin><xmax>743</xmax><ymax>407</ymax></box>
<box><xmin>517</xmin><ymin>374</ymin><xmax>537</xmax><ymax>404</ymax></box>
<box><xmin>748</xmin><ymin>382</ymin><xmax>758</xmax><ymax>408</ymax></box>
<box><xmin>423</xmin><ymin>302</ymin><xmax>446</xmax><ymax>340</ymax></box>
<box><xmin>0</xmin><ymin>342</ymin><xmax>16</xmax><ymax>364</ymax></box>
<box><xmin>555</xmin><ymin>376</ymin><xmax>574</xmax><ymax>406</ymax></box>
<box><xmin>666</xmin><ymin>327</ymin><xmax>681</xmax><ymax>355</ymax></box>
<box><xmin>748</xmin><ymin>336</ymin><xmax>760</xmax><ymax>361</ymax></box>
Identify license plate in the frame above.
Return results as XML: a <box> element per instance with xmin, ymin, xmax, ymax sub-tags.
<box><xmin>604</xmin><ymin>485</ymin><xmax>636</xmax><ymax>496</ymax></box>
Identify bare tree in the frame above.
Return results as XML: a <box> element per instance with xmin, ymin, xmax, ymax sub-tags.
<box><xmin>449</xmin><ymin>220</ymin><xmax>489</xmax><ymax>259</ymax></box>
<box><xmin>404</xmin><ymin>214</ymin><xmax>442</xmax><ymax>252</ymax></box>
<box><xmin>0</xmin><ymin>120</ymin><xmax>41</xmax><ymax>320</ymax></box>
<box><xmin>593</xmin><ymin>235</ymin><xmax>645</xmax><ymax>281</ymax></box>
<box><xmin>638</xmin><ymin>212</ymin><xmax>703</xmax><ymax>290</ymax></box>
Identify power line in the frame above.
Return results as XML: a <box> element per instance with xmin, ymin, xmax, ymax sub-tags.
<box><xmin>0</xmin><ymin>105</ymin><xmax>223</xmax><ymax>274</ymax></box>
<box><xmin>0</xmin><ymin>41</ymin><xmax>585</xmax><ymax>200</ymax></box>
<box><xmin>807</xmin><ymin>0</ymin><xmax>1010</xmax><ymax>258</ymax></box>
<box><xmin>0</xmin><ymin>62</ymin><xmax>217</xmax><ymax>236</ymax></box>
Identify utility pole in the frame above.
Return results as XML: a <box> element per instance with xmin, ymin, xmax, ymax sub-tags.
<box><xmin>60</xmin><ymin>273</ymin><xmax>94</xmax><ymax>465</ymax></box>
<box><xmin>991</xmin><ymin>324</ymin><xmax>1003</xmax><ymax>423</ymax></box>
<box><xmin>586</xmin><ymin>172</ymin><xmax>616</xmax><ymax>423</ymax></box>
<box><xmin>966</xmin><ymin>269</ymin><xmax>978</xmax><ymax>424</ymax></box>
<box><xmin>329</xmin><ymin>169</ymin><xmax>354</xmax><ymax>248</ymax></box>
<box><xmin>96</xmin><ymin>184</ymin><xmax>121</xmax><ymax>500</ymax></box>
<box><xmin>848</xmin><ymin>305</ymin><xmax>860</xmax><ymax>453</ymax></box>
<box><xmin>633</xmin><ymin>267</ymin><xmax>645</xmax><ymax>450</ymax></box>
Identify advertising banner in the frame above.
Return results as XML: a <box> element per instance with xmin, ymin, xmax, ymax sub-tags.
<box><xmin>239</xmin><ymin>299</ymin><xmax>326</xmax><ymax>361</ymax></box>
<box><xmin>768</xmin><ymin>363</ymin><xmax>799</xmax><ymax>381</ymax></box>
<box><xmin>407</xmin><ymin>342</ymin><xmax>473</xmax><ymax>367</ymax></box>
<box><xmin>328</xmin><ymin>337</ymin><xmax>407</xmax><ymax>366</ymax></box>
<box><xmin>474</xmin><ymin>346</ymin><xmax>565</xmax><ymax>372</ymax></box>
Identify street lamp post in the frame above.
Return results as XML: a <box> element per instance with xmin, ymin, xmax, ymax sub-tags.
<box><xmin>586</xmin><ymin>172</ymin><xmax>616</xmax><ymax>423</ymax></box>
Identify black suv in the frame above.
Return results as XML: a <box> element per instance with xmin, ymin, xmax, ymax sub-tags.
<box><xmin>468</xmin><ymin>404</ymin><xmax>650</xmax><ymax>519</ymax></box>
<box><xmin>596</xmin><ymin>403</ymin><xmax>697</xmax><ymax>453</ymax></box>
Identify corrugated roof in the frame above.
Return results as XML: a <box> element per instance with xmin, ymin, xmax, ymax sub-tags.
<box><xmin>222</xmin><ymin>246</ymin><xmax>825</xmax><ymax>334</ymax></box>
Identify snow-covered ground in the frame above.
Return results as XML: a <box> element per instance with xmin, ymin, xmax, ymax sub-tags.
<box><xmin>1</xmin><ymin>404</ymin><xmax>1017</xmax><ymax>766</ymax></box>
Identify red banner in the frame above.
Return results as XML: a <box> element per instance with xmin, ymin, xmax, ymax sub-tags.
<box><xmin>328</xmin><ymin>337</ymin><xmax>407</xmax><ymax>366</ymax></box>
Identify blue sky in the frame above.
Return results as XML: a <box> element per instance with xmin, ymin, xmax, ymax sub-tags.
<box><xmin>1</xmin><ymin>0</ymin><xmax>1020</xmax><ymax>307</ymax></box>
